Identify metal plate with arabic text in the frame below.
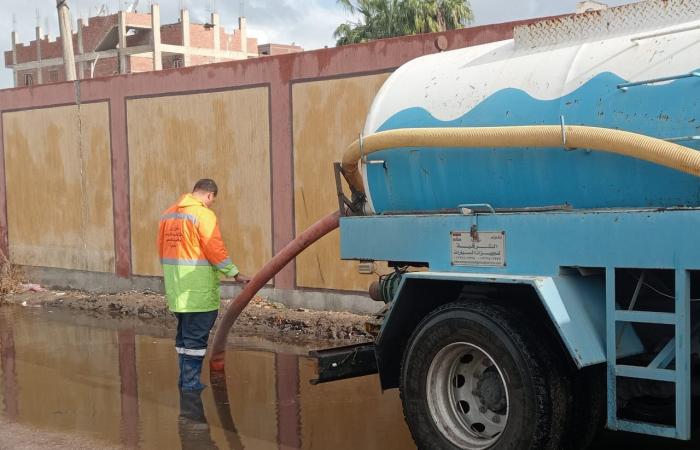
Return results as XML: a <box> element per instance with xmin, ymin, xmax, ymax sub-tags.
<box><xmin>451</xmin><ymin>231</ymin><xmax>506</xmax><ymax>267</ymax></box>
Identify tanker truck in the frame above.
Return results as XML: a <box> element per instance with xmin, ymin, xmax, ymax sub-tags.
<box><xmin>309</xmin><ymin>1</ymin><xmax>700</xmax><ymax>448</ymax></box>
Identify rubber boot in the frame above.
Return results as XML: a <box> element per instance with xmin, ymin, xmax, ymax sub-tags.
<box><xmin>181</xmin><ymin>356</ymin><xmax>206</xmax><ymax>391</ymax></box>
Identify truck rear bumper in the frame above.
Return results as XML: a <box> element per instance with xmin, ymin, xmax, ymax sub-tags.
<box><xmin>309</xmin><ymin>342</ymin><xmax>378</xmax><ymax>385</ymax></box>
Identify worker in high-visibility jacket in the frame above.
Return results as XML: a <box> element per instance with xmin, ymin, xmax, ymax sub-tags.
<box><xmin>157</xmin><ymin>178</ymin><xmax>249</xmax><ymax>391</ymax></box>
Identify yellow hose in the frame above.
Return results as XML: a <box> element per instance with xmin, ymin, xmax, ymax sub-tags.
<box><xmin>341</xmin><ymin>126</ymin><xmax>700</xmax><ymax>194</ymax></box>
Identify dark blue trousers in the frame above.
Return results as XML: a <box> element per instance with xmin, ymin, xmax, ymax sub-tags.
<box><xmin>175</xmin><ymin>310</ymin><xmax>218</xmax><ymax>390</ymax></box>
<box><xmin>175</xmin><ymin>310</ymin><xmax>218</xmax><ymax>357</ymax></box>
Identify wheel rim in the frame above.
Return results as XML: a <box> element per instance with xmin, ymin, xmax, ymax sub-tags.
<box><xmin>426</xmin><ymin>342</ymin><xmax>509</xmax><ymax>449</ymax></box>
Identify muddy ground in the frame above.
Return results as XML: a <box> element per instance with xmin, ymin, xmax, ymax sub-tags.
<box><xmin>0</xmin><ymin>289</ymin><xmax>375</xmax><ymax>346</ymax></box>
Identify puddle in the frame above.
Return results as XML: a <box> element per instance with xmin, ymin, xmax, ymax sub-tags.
<box><xmin>0</xmin><ymin>305</ymin><xmax>697</xmax><ymax>449</ymax></box>
<box><xmin>0</xmin><ymin>305</ymin><xmax>413</xmax><ymax>449</ymax></box>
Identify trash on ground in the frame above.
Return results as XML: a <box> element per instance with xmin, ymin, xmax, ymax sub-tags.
<box><xmin>19</xmin><ymin>283</ymin><xmax>46</xmax><ymax>292</ymax></box>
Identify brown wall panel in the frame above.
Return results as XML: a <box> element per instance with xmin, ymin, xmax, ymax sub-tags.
<box><xmin>127</xmin><ymin>87</ymin><xmax>272</xmax><ymax>276</ymax></box>
<box><xmin>292</xmin><ymin>74</ymin><xmax>390</xmax><ymax>291</ymax></box>
<box><xmin>2</xmin><ymin>103</ymin><xmax>115</xmax><ymax>272</ymax></box>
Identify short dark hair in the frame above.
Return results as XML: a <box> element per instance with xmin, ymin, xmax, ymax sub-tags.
<box><xmin>193</xmin><ymin>179</ymin><xmax>218</xmax><ymax>196</ymax></box>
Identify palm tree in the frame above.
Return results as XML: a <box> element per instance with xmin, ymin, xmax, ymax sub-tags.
<box><xmin>334</xmin><ymin>0</ymin><xmax>473</xmax><ymax>45</ymax></box>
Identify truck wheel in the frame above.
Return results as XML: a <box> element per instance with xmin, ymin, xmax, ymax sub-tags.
<box><xmin>564</xmin><ymin>365</ymin><xmax>605</xmax><ymax>449</ymax></box>
<box><xmin>399</xmin><ymin>300</ymin><xmax>569</xmax><ymax>450</ymax></box>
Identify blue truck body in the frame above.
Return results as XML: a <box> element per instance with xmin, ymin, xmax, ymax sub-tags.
<box><xmin>322</xmin><ymin>1</ymin><xmax>700</xmax><ymax>445</ymax></box>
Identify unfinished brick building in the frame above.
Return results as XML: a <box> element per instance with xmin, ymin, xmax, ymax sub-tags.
<box><xmin>4</xmin><ymin>4</ymin><xmax>303</xmax><ymax>87</ymax></box>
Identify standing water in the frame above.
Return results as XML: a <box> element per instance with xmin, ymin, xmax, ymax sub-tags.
<box><xmin>0</xmin><ymin>305</ymin><xmax>413</xmax><ymax>449</ymax></box>
<box><xmin>0</xmin><ymin>305</ymin><xmax>696</xmax><ymax>449</ymax></box>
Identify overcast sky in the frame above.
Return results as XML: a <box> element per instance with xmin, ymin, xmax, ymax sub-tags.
<box><xmin>0</xmin><ymin>0</ymin><xmax>640</xmax><ymax>89</ymax></box>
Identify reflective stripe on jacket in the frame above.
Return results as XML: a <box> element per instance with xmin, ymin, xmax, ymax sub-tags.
<box><xmin>157</xmin><ymin>193</ymin><xmax>239</xmax><ymax>312</ymax></box>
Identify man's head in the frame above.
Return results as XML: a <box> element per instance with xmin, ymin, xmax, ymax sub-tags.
<box><xmin>192</xmin><ymin>178</ymin><xmax>218</xmax><ymax>207</ymax></box>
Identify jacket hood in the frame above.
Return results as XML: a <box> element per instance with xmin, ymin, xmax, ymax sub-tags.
<box><xmin>177</xmin><ymin>193</ymin><xmax>206</xmax><ymax>209</ymax></box>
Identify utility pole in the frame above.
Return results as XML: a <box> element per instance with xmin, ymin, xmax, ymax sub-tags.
<box><xmin>11</xmin><ymin>15</ymin><xmax>19</xmax><ymax>87</ymax></box>
<box><xmin>56</xmin><ymin>0</ymin><xmax>77</xmax><ymax>81</ymax></box>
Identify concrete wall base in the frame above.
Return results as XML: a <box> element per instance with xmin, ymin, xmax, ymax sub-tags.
<box><xmin>22</xmin><ymin>266</ymin><xmax>382</xmax><ymax>315</ymax></box>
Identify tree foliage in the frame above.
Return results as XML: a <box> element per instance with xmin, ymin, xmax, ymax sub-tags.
<box><xmin>334</xmin><ymin>0</ymin><xmax>474</xmax><ymax>45</ymax></box>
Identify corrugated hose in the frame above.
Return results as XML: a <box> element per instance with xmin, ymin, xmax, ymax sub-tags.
<box><xmin>341</xmin><ymin>126</ymin><xmax>700</xmax><ymax>194</ymax></box>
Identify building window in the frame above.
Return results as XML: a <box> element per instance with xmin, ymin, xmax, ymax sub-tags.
<box><xmin>49</xmin><ymin>70</ymin><xmax>59</xmax><ymax>82</ymax></box>
<box><xmin>24</xmin><ymin>73</ymin><xmax>33</xmax><ymax>86</ymax></box>
<box><xmin>173</xmin><ymin>58</ymin><xmax>182</xmax><ymax>68</ymax></box>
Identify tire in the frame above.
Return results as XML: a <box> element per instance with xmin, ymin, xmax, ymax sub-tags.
<box><xmin>399</xmin><ymin>300</ymin><xmax>571</xmax><ymax>450</ymax></box>
<box><xmin>563</xmin><ymin>365</ymin><xmax>605</xmax><ymax>450</ymax></box>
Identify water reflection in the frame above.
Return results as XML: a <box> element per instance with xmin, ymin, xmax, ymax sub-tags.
<box><xmin>118</xmin><ymin>328</ymin><xmax>139</xmax><ymax>448</ymax></box>
<box><xmin>179</xmin><ymin>389</ymin><xmax>218</xmax><ymax>450</ymax></box>
<box><xmin>274</xmin><ymin>354</ymin><xmax>301</xmax><ymax>450</ymax></box>
<box><xmin>209</xmin><ymin>368</ymin><xmax>244</xmax><ymax>450</ymax></box>
<box><xmin>0</xmin><ymin>306</ymin><xmax>414</xmax><ymax>449</ymax></box>
<box><xmin>0</xmin><ymin>311</ymin><xmax>19</xmax><ymax>421</ymax></box>
<box><xmin>0</xmin><ymin>306</ymin><xmax>697</xmax><ymax>449</ymax></box>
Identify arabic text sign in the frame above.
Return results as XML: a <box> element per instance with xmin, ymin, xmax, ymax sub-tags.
<box><xmin>451</xmin><ymin>231</ymin><xmax>506</xmax><ymax>267</ymax></box>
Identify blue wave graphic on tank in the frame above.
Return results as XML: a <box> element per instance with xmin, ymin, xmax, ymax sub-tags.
<box><xmin>366</xmin><ymin>71</ymin><xmax>700</xmax><ymax>213</ymax></box>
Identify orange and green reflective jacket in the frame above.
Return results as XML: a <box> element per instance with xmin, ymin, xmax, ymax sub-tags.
<box><xmin>157</xmin><ymin>193</ymin><xmax>239</xmax><ymax>313</ymax></box>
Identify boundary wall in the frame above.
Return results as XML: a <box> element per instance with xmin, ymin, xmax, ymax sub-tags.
<box><xmin>0</xmin><ymin>20</ymin><xmax>540</xmax><ymax>313</ymax></box>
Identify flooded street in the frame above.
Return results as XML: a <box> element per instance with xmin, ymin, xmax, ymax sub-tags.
<box><xmin>0</xmin><ymin>304</ymin><xmax>697</xmax><ymax>449</ymax></box>
<box><xmin>0</xmin><ymin>305</ymin><xmax>414</xmax><ymax>449</ymax></box>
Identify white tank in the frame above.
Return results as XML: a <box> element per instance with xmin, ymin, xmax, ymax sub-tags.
<box><xmin>360</xmin><ymin>0</ymin><xmax>700</xmax><ymax>214</ymax></box>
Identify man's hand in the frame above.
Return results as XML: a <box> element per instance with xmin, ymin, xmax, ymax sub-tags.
<box><xmin>234</xmin><ymin>273</ymin><xmax>251</xmax><ymax>284</ymax></box>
